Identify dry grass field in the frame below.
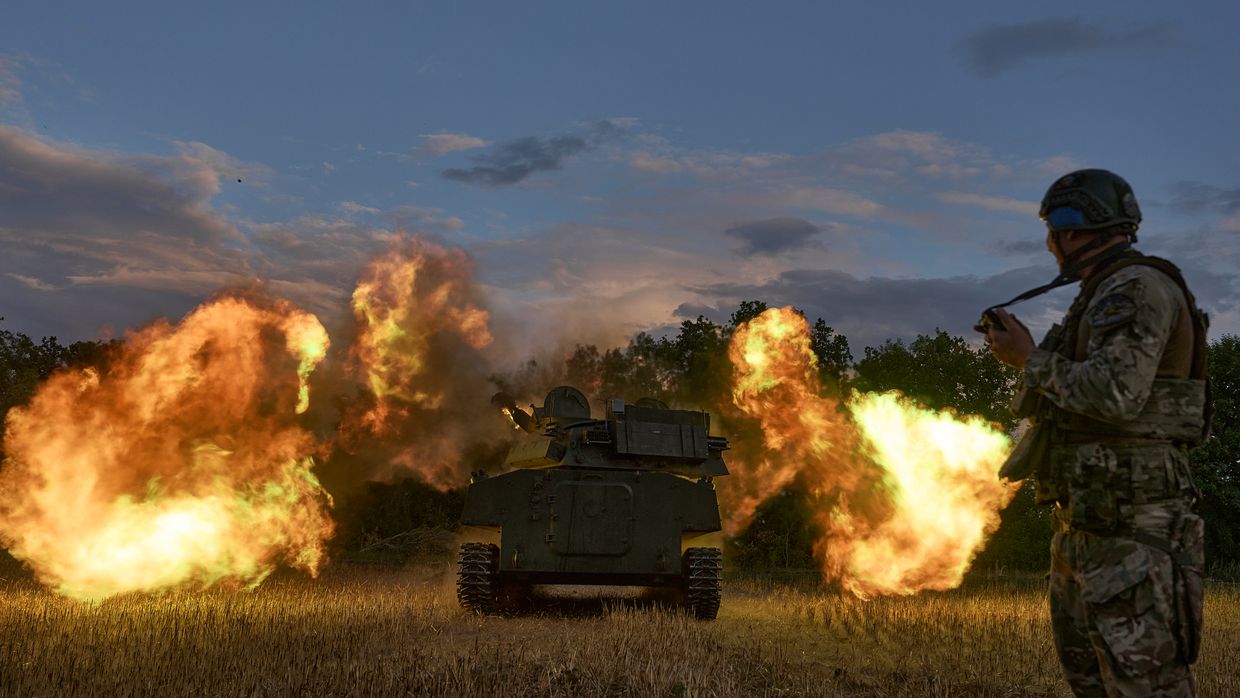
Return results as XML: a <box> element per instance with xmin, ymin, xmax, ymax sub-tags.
<box><xmin>0</xmin><ymin>566</ymin><xmax>1236</xmax><ymax>697</ymax></box>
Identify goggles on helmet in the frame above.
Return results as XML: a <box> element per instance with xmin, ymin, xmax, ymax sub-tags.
<box><xmin>1044</xmin><ymin>206</ymin><xmax>1088</xmax><ymax>231</ymax></box>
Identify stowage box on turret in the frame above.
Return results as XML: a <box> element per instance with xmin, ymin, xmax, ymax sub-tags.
<box><xmin>456</xmin><ymin>386</ymin><xmax>729</xmax><ymax>619</ymax></box>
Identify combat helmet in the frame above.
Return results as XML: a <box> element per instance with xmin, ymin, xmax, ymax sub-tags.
<box><xmin>974</xmin><ymin>169</ymin><xmax>1146</xmax><ymax>330</ymax></box>
<box><xmin>1039</xmin><ymin>169</ymin><xmax>1142</xmax><ymax>238</ymax></box>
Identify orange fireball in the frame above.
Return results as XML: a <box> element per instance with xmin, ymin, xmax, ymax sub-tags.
<box><xmin>350</xmin><ymin>235</ymin><xmax>492</xmax><ymax>427</ymax></box>
<box><xmin>727</xmin><ymin>307</ymin><xmax>1016</xmax><ymax>597</ymax></box>
<box><xmin>0</xmin><ymin>295</ymin><xmax>334</xmax><ymax>601</ymax></box>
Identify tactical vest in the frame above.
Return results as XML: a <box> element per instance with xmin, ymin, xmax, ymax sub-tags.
<box><xmin>1028</xmin><ymin>252</ymin><xmax>1211</xmax><ymax>505</ymax></box>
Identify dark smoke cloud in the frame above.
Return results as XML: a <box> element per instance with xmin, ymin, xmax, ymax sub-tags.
<box><xmin>307</xmin><ymin>236</ymin><xmax>514</xmax><ymax>496</ymax></box>
<box><xmin>442</xmin><ymin>120</ymin><xmax>627</xmax><ymax>187</ymax></box>
<box><xmin>957</xmin><ymin>18</ymin><xmax>1177</xmax><ymax>78</ymax></box>
<box><xmin>443</xmin><ymin>135</ymin><xmax>587</xmax><ymax>186</ymax></box>
<box><xmin>724</xmin><ymin>217</ymin><xmax>823</xmax><ymax>255</ymax></box>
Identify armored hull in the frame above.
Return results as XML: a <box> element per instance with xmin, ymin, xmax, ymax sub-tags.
<box><xmin>456</xmin><ymin>387</ymin><xmax>728</xmax><ymax>619</ymax></box>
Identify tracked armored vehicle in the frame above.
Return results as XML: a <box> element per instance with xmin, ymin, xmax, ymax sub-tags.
<box><xmin>456</xmin><ymin>386</ymin><xmax>729</xmax><ymax>619</ymax></box>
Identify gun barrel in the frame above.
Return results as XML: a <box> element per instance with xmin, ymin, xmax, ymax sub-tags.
<box><xmin>491</xmin><ymin>392</ymin><xmax>537</xmax><ymax>432</ymax></box>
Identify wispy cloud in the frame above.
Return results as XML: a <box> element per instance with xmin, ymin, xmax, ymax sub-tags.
<box><xmin>0</xmin><ymin>53</ymin><xmax>27</xmax><ymax>107</ymax></box>
<box><xmin>629</xmin><ymin>151</ymin><xmax>684</xmax><ymax>174</ymax></box>
<box><xmin>7</xmin><ymin>273</ymin><xmax>57</xmax><ymax>291</ymax></box>
<box><xmin>0</xmin><ymin>126</ymin><xmax>388</xmax><ymax>338</ymax></box>
<box><xmin>957</xmin><ymin>18</ymin><xmax>1177</xmax><ymax>78</ymax></box>
<box><xmin>990</xmin><ymin>239</ymin><xmax>1048</xmax><ymax>257</ymax></box>
<box><xmin>338</xmin><ymin>201</ymin><xmax>381</xmax><ymax>216</ymax></box>
<box><xmin>173</xmin><ymin>140</ymin><xmax>273</xmax><ymax>187</ymax></box>
<box><xmin>1166</xmin><ymin>180</ymin><xmax>1240</xmax><ymax>215</ymax></box>
<box><xmin>418</xmin><ymin>131</ymin><xmax>488</xmax><ymax>156</ymax></box>
<box><xmin>748</xmin><ymin>186</ymin><xmax>885</xmax><ymax>219</ymax></box>
<box><xmin>808</xmin><ymin>130</ymin><xmax>1010</xmax><ymax>183</ymax></box>
<box><xmin>937</xmin><ymin>191</ymin><xmax>1038</xmax><ymax>216</ymax></box>
<box><xmin>0</xmin><ymin>125</ymin><xmax>245</xmax><ymax>249</ymax></box>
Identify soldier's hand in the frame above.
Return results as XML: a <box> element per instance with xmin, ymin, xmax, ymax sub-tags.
<box><xmin>986</xmin><ymin>308</ymin><xmax>1035</xmax><ymax>369</ymax></box>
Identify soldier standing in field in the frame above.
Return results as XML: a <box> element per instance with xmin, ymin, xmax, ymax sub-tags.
<box><xmin>982</xmin><ymin>169</ymin><xmax>1209</xmax><ymax>697</ymax></box>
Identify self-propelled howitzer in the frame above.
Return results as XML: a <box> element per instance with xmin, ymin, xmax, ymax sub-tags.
<box><xmin>456</xmin><ymin>386</ymin><xmax>729</xmax><ymax>619</ymax></box>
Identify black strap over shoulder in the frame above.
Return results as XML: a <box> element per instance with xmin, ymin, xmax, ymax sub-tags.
<box><xmin>985</xmin><ymin>243</ymin><xmax>1135</xmax><ymax>314</ymax></box>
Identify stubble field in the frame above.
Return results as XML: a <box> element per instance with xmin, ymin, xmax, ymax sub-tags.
<box><xmin>1</xmin><ymin>565</ymin><xmax>1236</xmax><ymax>697</ymax></box>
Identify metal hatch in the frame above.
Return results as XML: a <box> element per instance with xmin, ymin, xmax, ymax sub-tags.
<box><xmin>547</xmin><ymin>480</ymin><xmax>633</xmax><ymax>556</ymax></box>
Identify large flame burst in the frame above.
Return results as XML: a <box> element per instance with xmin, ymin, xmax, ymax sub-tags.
<box><xmin>0</xmin><ymin>295</ymin><xmax>334</xmax><ymax>601</ymax></box>
<box><xmin>351</xmin><ymin>235</ymin><xmax>491</xmax><ymax>418</ymax></box>
<box><xmin>344</xmin><ymin>235</ymin><xmax>495</xmax><ymax>488</ymax></box>
<box><xmin>729</xmin><ymin>307</ymin><xmax>1016</xmax><ymax>597</ymax></box>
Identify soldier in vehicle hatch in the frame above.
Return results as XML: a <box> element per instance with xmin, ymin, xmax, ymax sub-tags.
<box><xmin>979</xmin><ymin>169</ymin><xmax>1209</xmax><ymax>697</ymax></box>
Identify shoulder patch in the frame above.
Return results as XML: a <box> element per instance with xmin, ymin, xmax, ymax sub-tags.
<box><xmin>1089</xmin><ymin>292</ymin><xmax>1139</xmax><ymax>330</ymax></box>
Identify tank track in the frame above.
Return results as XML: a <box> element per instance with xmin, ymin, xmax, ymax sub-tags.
<box><xmin>683</xmin><ymin>547</ymin><xmax>722</xmax><ymax>620</ymax></box>
<box><xmin>456</xmin><ymin>542</ymin><xmax>499</xmax><ymax>614</ymax></box>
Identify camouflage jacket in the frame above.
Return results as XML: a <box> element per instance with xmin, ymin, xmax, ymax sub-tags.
<box><xmin>1025</xmin><ymin>263</ymin><xmax>1204</xmax><ymax>430</ymax></box>
<box><xmin>1020</xmin><ymin>259</ymin><xmax>1207</xmax><ymax>513</ymax></box>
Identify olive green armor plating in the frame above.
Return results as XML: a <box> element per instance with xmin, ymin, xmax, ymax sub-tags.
<box><xmin>456</xmin><ymin>386</ymin><xmax>728</xmax><ymax>619</ymax></box>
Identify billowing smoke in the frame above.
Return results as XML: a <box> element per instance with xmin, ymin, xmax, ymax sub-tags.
<box><xmin>320</xmin><ymin>235</ymin><xmax>512</xmax><ymax>491</ymax></box>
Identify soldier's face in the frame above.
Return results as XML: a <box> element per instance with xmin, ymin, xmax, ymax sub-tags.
<box><xmin>1046</xmin><ymin>230</ymin><xmax>1067</xmax><ymax>267</ymax></box>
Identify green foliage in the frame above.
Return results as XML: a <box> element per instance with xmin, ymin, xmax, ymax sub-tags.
<box><xmin>564</xmin><ymin>343</ymin><xmax>602</xmax><ymax>395</ymax></box>
<box><xmin>615</xmin><ymin>332</ymin><xmax>674</xmax><ymax>402</ymax></box>
<box><xmin>0</xmin><ymin>323</ymin><xmax>116</xmax><ymax>450</ymax></box>
<box><xmin>729</xmin><ymin>300</ymin><xmax>769</xmax><ymax>329</ymax></box>
<box><xmin>969</xmin><ymin>482</ymin><xmax>1053</xmax><ymax>573</ymax></box>
<box><xmin>810</xmin><ymin>318</ymin><xmax>852</xmax><ymax>385</ymax></box>
<box><xmin>666</xmin><ymin>316</ymin><xmax>729</xmax><ymax>406</ymax></box>
<box><xmin>2</xmin><ymin>329</ymin><xmax>73</xmax><ymax>416</ymax></box>
<box><xmin>728</xmin><ymin>487</ymin><xmax>821</xmax><ymax>570</ymax></box>
<box><xmin>563</xmin><ymin>331</ymin><xmax>680</xmax><ymax>409</ymax></box>
<box><xmin>853</xmin><ymin>330</ymin><xmax>1020</xmax><ymax>430</ymax></box>
<box><xmin>1190</xmin><ymin>335</ymin><xmax>1240</xmax><ymax>569</ymax></box>
<box><xmin>562</xmin><ymin>301</ymin><xmax>854</xmax><ymax>415</ymax></box>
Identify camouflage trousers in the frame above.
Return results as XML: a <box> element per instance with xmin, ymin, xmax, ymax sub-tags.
<box><xmin>1049</xmin><ymin>501</ymin><xmax>1203</xmax><ymax>698</ymax></box>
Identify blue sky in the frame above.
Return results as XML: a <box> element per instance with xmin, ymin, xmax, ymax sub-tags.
<box><xmin>2</xmin><ymin>1</ymin><xmax>1238</xmax><ymax>356</ymax></box>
